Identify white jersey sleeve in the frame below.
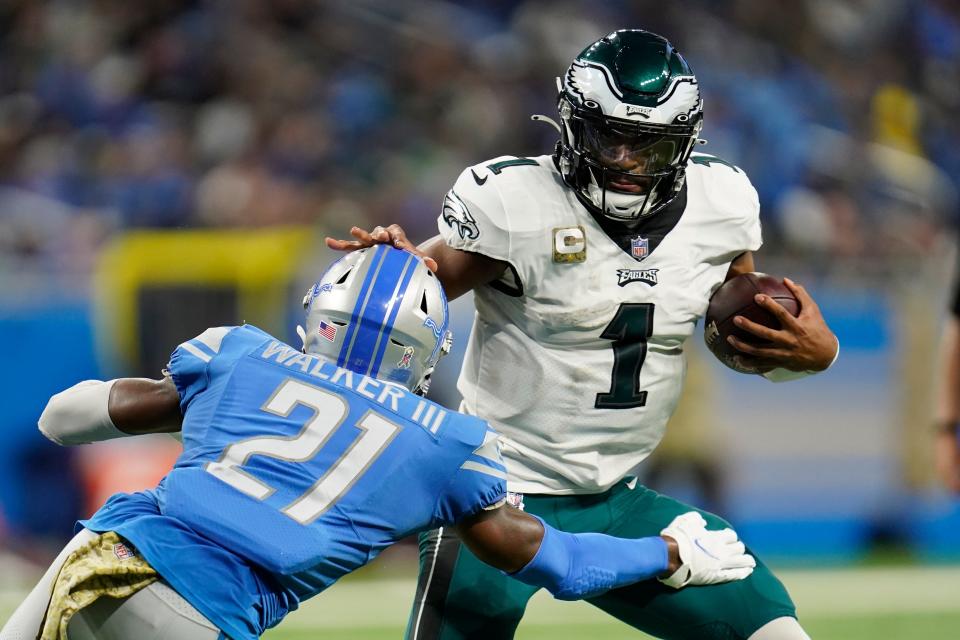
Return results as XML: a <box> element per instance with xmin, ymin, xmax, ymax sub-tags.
<box><xmin>437</xmin><ymin>162</ymin><xmax>512</xmax><ymax>262</ymax></box>
<box><xmin>687</xmin><ymin>153</ymin><xmax>763</xmax><ymax>264</ymax></box>
<box><xmin>437</xmin><ymin>156</ymin><xmax>567</xmax><ymax>296</ymax></box>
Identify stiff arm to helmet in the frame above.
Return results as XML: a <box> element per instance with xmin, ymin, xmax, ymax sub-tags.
<box><xmin>300</xmin><ymin>245</ymin><xmax>453</xmax><ymax>395</ymax></box>
<box><xmin>39</xmin><ymin>247</ymin><xmax>453</xmax><ymax>447</ymax></box>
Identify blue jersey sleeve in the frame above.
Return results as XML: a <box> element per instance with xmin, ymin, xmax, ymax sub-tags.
<box><xmin>434</xmin><ymin>427</ymin><xmax>508</xmax><ymax>524</ymax></box>
<box><xmin>166</xmin><ymin>326</ymin><xmax>238</xmax><ymax>410</ymax></box>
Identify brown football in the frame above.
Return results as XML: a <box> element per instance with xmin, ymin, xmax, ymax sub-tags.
<box><xmin>704</xmin><ymin>272</ymin><xmax>800</xmax><ymax>372</ymax></box>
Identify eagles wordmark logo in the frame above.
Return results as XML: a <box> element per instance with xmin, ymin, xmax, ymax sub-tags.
<box><xmin>441</xmin><ymin>190</ymin><xmax>480</xmax><ymax>241</ymax></box>
<box><xmin>616</xmin><ymin>268</ymin><xmax>659</xmax><ymax>287</ymax></box>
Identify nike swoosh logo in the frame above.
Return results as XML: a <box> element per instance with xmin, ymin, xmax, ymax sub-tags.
<box><xmin>471</xmin><ymin>169</ymin><xmax>488</xmax><ymax>186</ymax></box>
<box><xmin>694</xmin><ymin>538</ymin><xmax>720</xmax><ymax>560</ymax></box>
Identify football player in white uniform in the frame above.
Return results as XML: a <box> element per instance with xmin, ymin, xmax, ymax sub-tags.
<box><xmin>329</xmin><ymin>29</ymin><xmax>838</xmax><ymax>640</ymax></box>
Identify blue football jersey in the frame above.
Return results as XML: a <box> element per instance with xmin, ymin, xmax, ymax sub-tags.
<box><xmin>81</xmin><ymin>325</ymin><xmax>506</xmax><ymax>640</ymax></box>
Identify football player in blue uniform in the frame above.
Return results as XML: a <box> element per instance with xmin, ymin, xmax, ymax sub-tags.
<box><xmin>2</xmin><ymin>246</ymin><xmax>755</xmax><ymax>640</ymax></box>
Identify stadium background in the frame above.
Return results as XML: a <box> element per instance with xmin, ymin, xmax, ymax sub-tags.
<box><xmin>1</xmin><ymin>0</ymin><xmax>959</xmax><ymax>637</ymax></box>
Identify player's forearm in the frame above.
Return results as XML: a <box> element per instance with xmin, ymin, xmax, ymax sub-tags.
<box><xmin>38</xmin><ymin>377</ymin><xmax>182</xmax><ymax>445</ymax></box>
<box><xmin>108</xmin><ymin>377</ymin><xmax>183</xmax><ymax>435</ymax></box>
<box><xmin>418</xmin><ymin>235</ymin><xmax>507</xmax><ymax>300</ymax></box>
<box><xmin>509</xmin><ymin>516</ymin><xmax>672</xmax><ymax>600</ymax></box>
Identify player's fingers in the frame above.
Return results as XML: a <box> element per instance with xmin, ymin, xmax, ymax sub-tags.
<box><xmin>349</xmin><ymin>226</ymin><xmax>379</xmax><ymax>245</ymax></box>
<box><xmin>724</xmin><ymin>540</ymin><xmax>746</xmax><ymax>556</ymax></box>
<box><xmin>754</xmin><ymin>294</ymin><xmax>800</xmax><ymax>330</ymax></box>
<box><xmin>676</xmin><ymin>511</ymin><xmax>707</xmax><ymax>528</ymax></box>
<box><xmin>719</xmin><ymin>555</ymin><xmax>756</xmax><ymax>572</ymax></box>
<box><xmin>784</xmin><ymin>278</ymin><xmax>819</xmax><ymax>316</ymax></box>
<box><xmin>324</xmin><ymin>236</ymin><xmax>365</xmax><ymax>252</ymax></box>
<box><xmin>728</xmin><ymin>337</ymin><xmax>792</xmax><ymax>361</ymax></box>
<box><xmin>712</xmin><ymin>528</ymin><xmax>739</xmax><ymax>543</ymax></box>
<box><xmin>384</xmin><ymin>224</ymin><xmax>414</xmax><ymax>248</ymax></box>
<box><xmin>727</xmin><ymin>335</ymin><xmax>760</xmax><ymax>355</ymax></box>
<box><xmin>719</xmin><ymin>566</ymin><xmax>755</xmax><ymax>582</ymax></box>
<box><xmin>733</xmin><ymin>315</ymin><xmax>783</xmax><ymax>342</ymax></box>
<box><xmin>727</xmin><ymin>335</ymin><xmax>783</xmax><ymax>356</ymax></box>
<box><xmin>378</xmin><ymin>225</ymin><xmax>439</xmax><ymax>272</ymax></box>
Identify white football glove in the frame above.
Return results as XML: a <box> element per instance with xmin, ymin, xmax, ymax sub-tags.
<box><xmin>658</xmin><ymin>511</ymin><xmax>756</xmax><ymax>588</ymax></box>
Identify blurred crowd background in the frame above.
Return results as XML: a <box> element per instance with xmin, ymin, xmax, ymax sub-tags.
<box><xmin>1</xmin><ymin>0</ymin><xmax>959</xmax><ymax>576</ymax></box>
<box><xmin>2</xmin><ymin>0</ymin><xmax>958</xmax><ymax>283</ymax></box>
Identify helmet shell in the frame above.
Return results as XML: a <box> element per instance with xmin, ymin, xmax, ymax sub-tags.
<box><xmin>302</xmin><ymin>246</ymin><xmax>451</xmax><ymax>393</ymax></box>
<box><xmin>557</xmin><ymin>30</ymin><xmax>703</xmax><ymax>221</ymax></box>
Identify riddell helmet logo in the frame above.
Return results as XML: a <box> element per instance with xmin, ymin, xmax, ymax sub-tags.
<box><xmin>616</xmin><ymin>268</ymin><xmax>659</xmax><ymax>287</ymax></box>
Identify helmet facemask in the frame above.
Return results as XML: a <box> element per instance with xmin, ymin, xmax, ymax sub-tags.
<box><xmin>558</xmin><ymin>95</ymin><xmax>701</xmax><ymax>223</ymax></box>
<box><xmin>552</xmin><ymin>30</ymin><xmax>704</xmax><ymax>223</ymax></box>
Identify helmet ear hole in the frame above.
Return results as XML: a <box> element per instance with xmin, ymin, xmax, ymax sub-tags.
<box><xmin>335</xmin><ymin>269</ymin><xmax>352</xmax><ymax>285</ymax></box>
<box><xmin>420</xmin><ymin>292</ymin><xmax>429</xmax><ymax>314</ymax></box>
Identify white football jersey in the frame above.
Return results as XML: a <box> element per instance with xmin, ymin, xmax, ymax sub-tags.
<box><xmin>437</xmin><ymin>154</ymin><xmax>762</xmax><ymax>494</ymax></box>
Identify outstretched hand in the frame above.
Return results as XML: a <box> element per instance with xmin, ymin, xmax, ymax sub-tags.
<box><xmin>659</xmin><ymin>512</ymin><xmax>755</xmax><ymax>588</ymax></box>
<box><xmin>325</xmin><ymin>224</ymin><xmax>438</xmax><ymax>272</ymax></box>
<box><xmin>727</xmin><ymin>278</ymin><xmax>838</xmax><ymax>372</ymax></box>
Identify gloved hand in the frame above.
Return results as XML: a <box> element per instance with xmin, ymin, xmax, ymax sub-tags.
<box><xmin>658</xmin><ymin>512</ymin><xmax>756</xmax><ymax>588</ymax></box>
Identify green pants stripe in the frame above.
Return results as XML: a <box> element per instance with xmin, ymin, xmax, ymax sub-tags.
<box><xmin>405</xmin><ymin>482</ymin><xmax>796</xmax><ymax>640</ymax></box>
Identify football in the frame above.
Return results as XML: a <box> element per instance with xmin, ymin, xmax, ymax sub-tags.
<box><xmin>704</xmin><ymin>272</ymin><xmax>800</xmax><ymax>372</ymax></box>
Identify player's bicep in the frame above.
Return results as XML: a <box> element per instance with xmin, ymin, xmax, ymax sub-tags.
<box><xmin>109</xmin><ymin>377</ymin><xmax>182</xmax><ymax>435</ymax></box>
<box><xmin>419</xmin><ymin>235</ymin><xmax>508</xmax><ymax>300</ymax></box>
<box><xmin>725</xmin><ymin>251</ymin><xmax>755</xmax><ymax>280</ymax></box>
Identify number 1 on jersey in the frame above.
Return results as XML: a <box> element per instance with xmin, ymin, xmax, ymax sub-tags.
<box><xmin>595</xmin><ymin>303</ymin><xmax>654</xmax><ymax>409</ymax></box>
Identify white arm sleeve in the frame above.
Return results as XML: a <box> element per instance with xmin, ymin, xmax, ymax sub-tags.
<box><xmin>37</xmin><ymin>379</ymin><xmax>127</xmax><ymax>445</ymax></box>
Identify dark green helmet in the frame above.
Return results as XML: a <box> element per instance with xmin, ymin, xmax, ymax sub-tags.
<box><xmin>555</xmin><ymin>30</ymin><xmax>703</xmax><ymax>222</ymax></box>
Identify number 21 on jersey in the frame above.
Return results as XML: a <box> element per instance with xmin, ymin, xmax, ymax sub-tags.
<box><xmin>206</xmin><ymin>379</ymin><xmax>400</xmax><ymax>525</ymax></box>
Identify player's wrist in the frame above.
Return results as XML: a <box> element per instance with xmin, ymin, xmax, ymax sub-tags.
<box><xmin>660</xmin><ymin>535</ymin><xmax>681</xmax><ymax>577</ymax></box>
<box><xmin>809</xmin><ymin>333</ymin><xmax>840</xmax><ymax>372</ymax></box>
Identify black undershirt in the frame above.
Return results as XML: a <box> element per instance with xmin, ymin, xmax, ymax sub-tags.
<box><xmin>575</xmin><ymin>181</ymin><xmax>688</xmax><ymax>261</ymax></box>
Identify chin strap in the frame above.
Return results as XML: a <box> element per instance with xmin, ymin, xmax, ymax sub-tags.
<box><xmin>296</xmin><ymin>325</ymin><xmax>307</xmax><ymax>349</ymax></box>
<box><xmin>531</xmin><ymin>114</ymin><xmax>563</xmax><ymax>134</ymax></box>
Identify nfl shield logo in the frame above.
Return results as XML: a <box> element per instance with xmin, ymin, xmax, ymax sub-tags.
<box><xmin>630</xmin><ymin>236</ymin><xmax>649</xmax><ymax>261</ymax></box>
